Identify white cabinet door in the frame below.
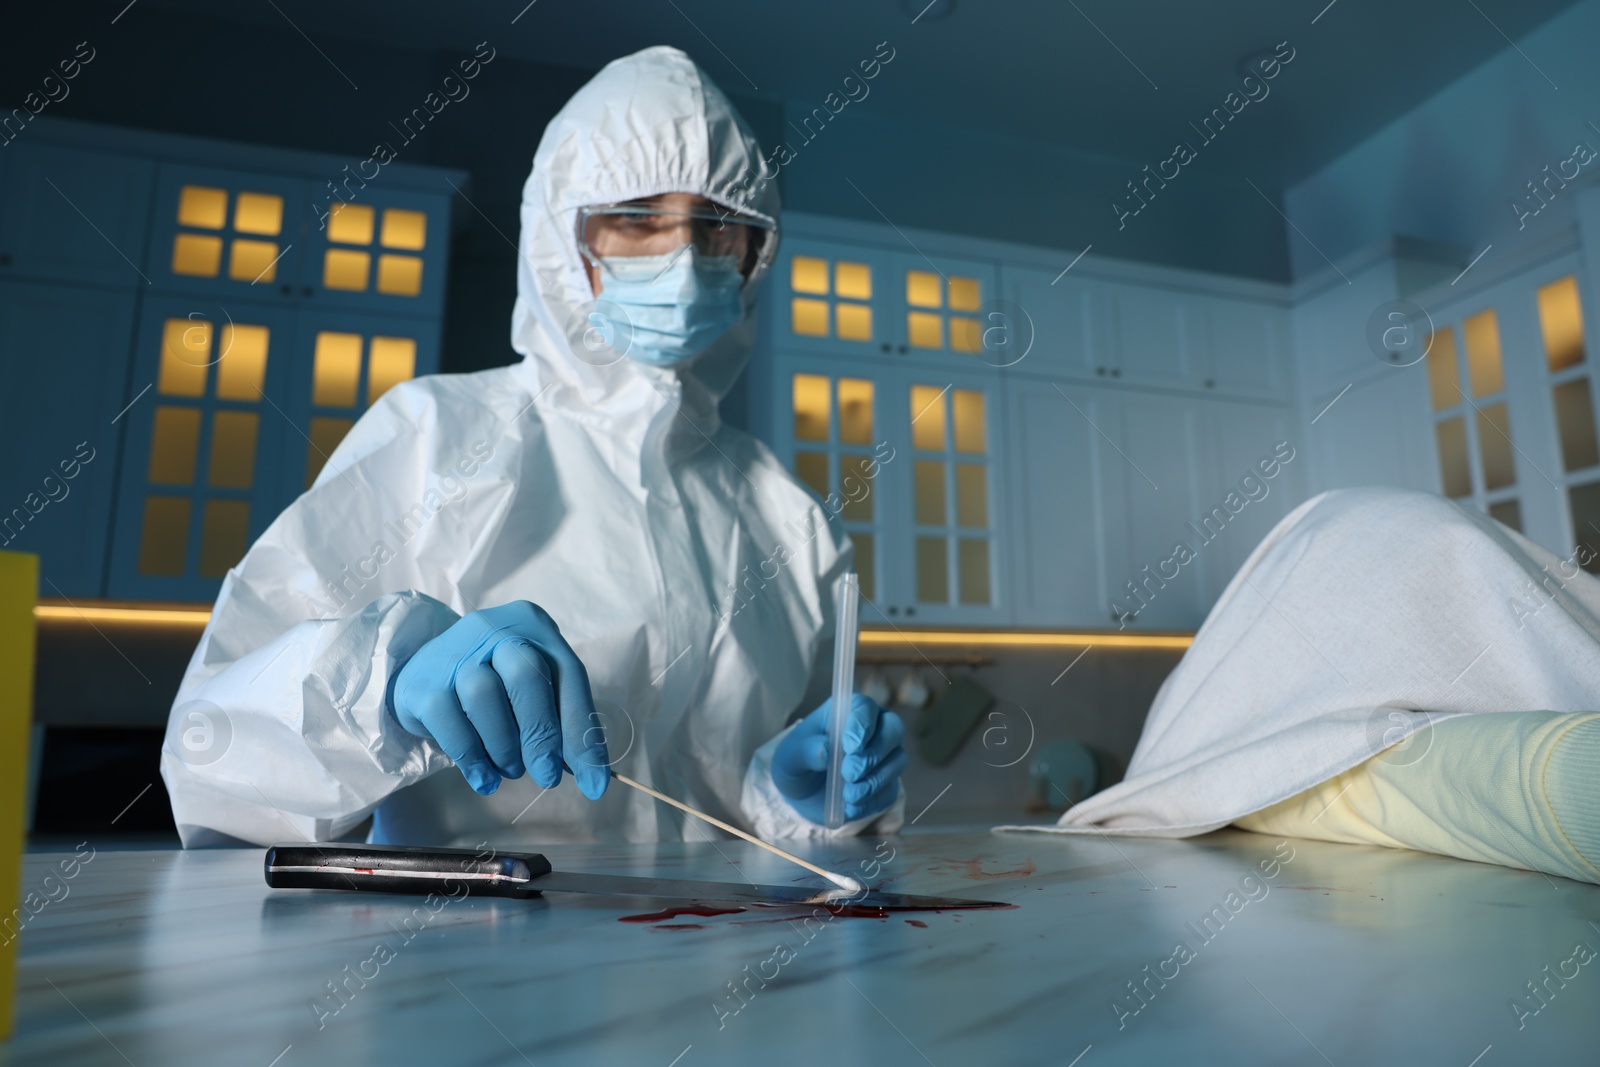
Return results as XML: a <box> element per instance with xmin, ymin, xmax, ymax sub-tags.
<box><xmin>880</xmin><ymin>250</ymin><xmax>1002</xmax><ymax>373</ymax></box>
<box><xmin>1097</xmin><ymin>281</ymin><xmax>1193</xmax><ymax>389</ymax></box>
<box><xmin>1292</xmin><ymin>261</ymin><xmax>1401</xmax><ymax>399</ymax></box>
<box><xmin>1194</xmin><ymin>402</ymin><xmax>1302</xmax><ymax>608</ymax></box>
<box><xmin>768</xmin><ymin>351</ymin><xmax>1009</xmax><ymax>627</ymax></box>
<box><xmin>0</xmin><ymin>144</ymin><xmax>153</xmax><ymax>288</ymax></box>
<box><xmin>1186</xmin><ymin>294</ymin><xmax>1289</xmax><ymax>400</ymax></box>
<box><xmin>0</xmin><ymin>279</ymin><xmax>136</xmax><ymax>597</ymax></box>
<box><xmin>1101</xmin><ymin>393</ymin><xmax>1210</xmax><ymax>630</ymax></box>
<box><xmin>1003</xmin><ymin>378</ymin><xmax>1111</xmax><ymax>626</ymax></box>
<box><xmin>767</xmin><ymin>237</ymin><xmax>897</xmax><ymax>360</ymax></box>
<box><xmin>1002</xmin><ymin>264</ymin><xmax>1097</xmax><ymax>381</ymax></box>
<box><xmin>876</xmin><ymin>361</ymin><xmax>1008</xmax><ymax>625</ymax></box>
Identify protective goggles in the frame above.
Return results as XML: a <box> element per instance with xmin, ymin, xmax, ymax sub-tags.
<box><xmin>576</xmin><ymin>203</ymin><xmax>777</xmax><ymax>281</ymax></box>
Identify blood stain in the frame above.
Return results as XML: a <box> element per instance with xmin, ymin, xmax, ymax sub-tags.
<box><xmin>929</xmin><ymin>857</ymin><xmax>1037</xmax><ymax>880</ymax></box>
<box><xmin>619</xmin><ymin>905</ymin><xmax>746</xmax><ymax>924</ymax></box>
<box><xmin>905</xmin><ymin>920</ymin><xmax>928</xmax><ymax>928</ymax></box>
<box><xmin>654</xmin><ymin>923</ymin><xmax>704</xmax><ymax>930</ymax></box>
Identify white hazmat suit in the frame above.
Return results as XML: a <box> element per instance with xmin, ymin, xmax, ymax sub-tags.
<box><xmin>160</xmin><ymin>46</ymin><xmax>900</xmax><ymax>847</ymax></box>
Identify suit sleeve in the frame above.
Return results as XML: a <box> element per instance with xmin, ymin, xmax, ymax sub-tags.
<box><xmin>159</xmin><ymin>382</ymin><xmax>485</xmax><ymax>846</ymax></box>
<box><xmin>1233</xmin><ymin>710</ymin><xmax>1600</xmax><ymax>885</ymax></box>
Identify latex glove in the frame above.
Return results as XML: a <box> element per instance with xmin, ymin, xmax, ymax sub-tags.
<box><xmin>390</xmin><ymin>601</ymin><xmax>609</xmax><ymax>799</ymax></box>
<box><xmin>771</xmin><ymin>694</ymin><xmax>905</xmax><ymax>824</ymax></box>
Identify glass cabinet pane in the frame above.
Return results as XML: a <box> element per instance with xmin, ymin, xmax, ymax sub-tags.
<box><xmin>795</xmin><ymin>451</ymin><xmax>828</xmax><ymax>499</ymax></box>
<box><xmin>149</xmin><ymin>406</ymin><xmax>201</xmax><ymax>485</ymax></box>
<box><xmin>791</xmin><ymin>255</ymin><xmax>828</xmax><ymax>294</ymax></box>
<box><xmin>233</xmin><ymin>192</ymin><xmax>283</xmax><ymax>236</ymax></box>
<box><xmin>956</xmin><ymin>464</ymin><xmax>988</xmax><ymax>527</ymax></box>
<box><xmin>178</xmin><ymin>186</ymin><xmax>227</xmax><ymax>229</ymax></box>
<box><xmin>839</xmin><ymin>455</ymin><xmax>875</xmax><ymax>522</ymax></box>
<box><xmin>313</xmin><ymin>332</ymin><xmax>363</xmax><ymax>407</ymax></box>
<box><xmin>1553</xmin><ymin>377</ymin><xmax>1599</xmax><ymax>472</ymax></box>
<box><xmin>914</xmin><ymin>460</ymin><xmax>945</xmax><ymax>525</ymax></box>
<box><xmin>916</xmin><ymin>537</ymin><xmax>948</xmax><ymax>602</ymax></box>
<box><xmin>793</xmin><ymin>374</ymin><xmax>830</xmax><ymax>441</ymax></box>
<box><xmin>215</xmin><ymin>324</ymin><xmax>269</xmax><ymax>400</ymax></box>
<box><xmin>852</xmin><ymin>532</ymin><xmax>876</xmax><ymax>601</ymax></box>
<box><xmin>837</xmin><ymin>378</ymin><xmax>873</xmax><ymax>444</ymax></box>
<box><xmin>906</xmin><ymin>271</ymin><xmax>941</xmax><ymax>308</ymax></box>
<box><xmin>1435</xmin><ymin>417</ymin><xmax>1471</xmax><ymax>497</ymax></box>
<box><xmin>910</xmin><ymin>385</ymin><xmax>947</xmax><ymax>450</ymax></box>
<box><xmin>1463</xmin><ymin>309</ymin><xmax>1504</xmax><ymax>397</ymax></box>
<box><xmin>207</xmin><ymin>411</ymin><xmax>259</xmax><ymax>489</ymax></box>
<box><xmin>1426</xmin><ymin>327</ymin><xmax>1460</xmax><ymax>411</ymax></box>
<box><xmin>367</xmin><ymin>337</ymin><xmax>417</xmax><ymax>405</ymax></box>
<box><xmin>953</xmin><ymin>390</ymin><xmax>986</xmax><ymax>453</ymax></box>
<box><xmin>1571</xmin><ymin>481</ymin><xmax>1600</xmax><ymax>573</ymax></box>
<box><xmin>835</xmin><ymin>262</ymin><xmax>871</xmax><ymax>300</ymax></box>
<box><xmin>199</xmin><ymin>499</ymin><xmax>251</xmax><ymax>577</ymax></box>
<box><xmin>958</xmin><ymin>539</ymin><xmax>990</xmax><ymax>604</ymax></box>
<box><xmin>1475</xmin><ymin>403</ymin><xmax>1515</xmax><ymax>490</ymax></box>
<box><xmin>1538</xmin><ymin>276</ymin><xmax>1586</xmax><ymax>372</ymax></box>
<box><xmin>159</xmin><ymin>318</ymin><xmax>210</xmax><ymax>397</ymax></box>
<box><xmin>138</xmin><ymin>497</ymin><xmax>191</xmax><ymax>575</ymax></box>
<box><xmin>1487</xmin><ymin>499</ymin><xmax>1522</xmax><ymax>532</ymax></box>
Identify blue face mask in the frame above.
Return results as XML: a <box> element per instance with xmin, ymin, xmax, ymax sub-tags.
<box><xmin>593</xmin><ymin>247</ymin><xmax>744</xmax><ymax>367</ymax></box>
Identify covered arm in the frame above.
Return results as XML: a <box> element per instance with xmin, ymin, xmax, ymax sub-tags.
<box><xmin>741</xmin><ymin>725</ymin><xmax>907</xmax><ymax>841</ymax></box>
<box><xmin>160</xmin><ymin>383</ymin><xmax>496</xmax><ymax>846</ymax></box>
<box><xmin>738</xmin><ymin>527</ymin><xmax>905</xmax><ymax>841</ymax></box>
<box><xmin>1233</xmin><ymin>711</ymin><xmax>1600</xmax><ymax>885</ymax></box>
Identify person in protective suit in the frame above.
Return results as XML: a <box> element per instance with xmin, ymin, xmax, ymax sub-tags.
<box><xmin>1022</xmin><ymin>487</ymin><xmax>1600</xmax><ymax>886</ymax></box>
<box><xmin>160</xmin><ymin>46</ymin><xmax>907</xmax><ymax>848</ymax></box>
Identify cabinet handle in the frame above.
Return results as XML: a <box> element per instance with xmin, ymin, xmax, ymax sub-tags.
<box><xmin>887</xmin><ymin>606</ymin><xmax>899</xmax><ymax>617</ymax></box>
<box><xmin>1204</xmin><ymin>379</ymin><xmax>1214</xmax><ymax>389</ymax></box>
<box><xmin>1110</xmin><ymin>368</ymin><xmax>1121</xmax><ymax>378</ymax></box>
<box><xmin>302</xmin><ymin>286</ymin><xmax>316</xmax><ymax>298</ymax></box>
<box><xmin>897</xmin><ymin>344</ymin><xmax>908</xmax><ymax>355</ymax></box>
<box><xmin>1095</xmin><ymin>366</ymin><xmax>1106</xmax><ymax>376</ymax></box>
<box><xmin>905</xmin><ymin>606</ymin><xmax>916</xmax><ymax>617</ymax></box>
<box><xmin>880</xmin><ymin>343</ymin><xmax>892</xmax><ymax>354</ymax></box>
<box><xmin>280</xmin><ymin>284</ymin><xmax>293</xmax><ymax>296</ymax></box>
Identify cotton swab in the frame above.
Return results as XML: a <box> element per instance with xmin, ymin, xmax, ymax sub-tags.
<box><xmin>608</xmin><ymin>770</ymin><xmax>865</xmax><ymax>894</ymax></box>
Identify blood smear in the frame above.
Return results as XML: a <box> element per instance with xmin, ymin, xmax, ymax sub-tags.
<box><xmin>618</xmin><ymin>905</ymin><xmax>746</xmax><ymax>924</ymax></box>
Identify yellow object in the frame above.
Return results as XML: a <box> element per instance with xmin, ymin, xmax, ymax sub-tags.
<box><xmin>834</xmin><ymin>261</ymin><xmax>871</xmax><ymax>300</ymax></box>
<box><xmin>33</xmin><ymin>601</ymin><xmax>209</xmax><ymax>626</ymax></box>
<box><xmin>323</xmin><ymin>249</ymin><xmax>371</xmax><ymax>291</ymax></box>
<box><xmin>171</xmin><ymin>233</ymin><xmax>222</xmax><ymax>277</ymax></box>
<box><xmin>366</xmin><ymin>337</ymin><xmax>417</xmax><ymax>405</ymax></box>
<box><xmin>1235</xmin><ymin>711</ymin><xmax>1600</xmax><ymax>885</ymax></box>
<box><xmin>327</xmin><ymin>202</ymin><xmax>375</xmax><ymax>245</ymax></box>
<box><xmin>376</xmin><ymin>254</ymin><xmax>424</xmax><ymax>296</ymax></box>
<box><xmin>27</xmin><ymin>599</ymin><xmax>1194</xmax><ymax>649</ymax></box>
<box><xmin>0</xmin><ymin>551</ymin><xmax>39</xmax><ymax>1038</ymax></box>
<box><xmin>789</xmin><ymin>255</ymin><xmax>828</xmax><ymax>295</ymax></box>
<box><xmin>177</xmin><ymin>185</ymin><xmax>227</xmax><ymax>229</ymax></box>
<box><xmin>233</xmin><ymin>192</ymin><xmax>284</xmax><ymax>236</ymax></box>
<box><xmin>312</xmin><ymin>332</ymin><xmax>363</xmax><ymax>407</ymax></box>
<box><xmin>380</xmin><ymin>208</ymin><xmax>427</xmax><ymax>250</ymax></box>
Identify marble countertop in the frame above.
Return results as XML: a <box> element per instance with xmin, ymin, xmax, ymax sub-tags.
<box><xmin>10</xmin><ymin>829</ymin><xmax>1599</xmax><ymax>1066</ymax></box>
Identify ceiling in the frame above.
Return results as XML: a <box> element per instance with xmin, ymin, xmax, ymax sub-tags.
<box><xmin>141</xmin><ymin>0</ymin><xmax>1584</xmax><ymax>189</ymax></box>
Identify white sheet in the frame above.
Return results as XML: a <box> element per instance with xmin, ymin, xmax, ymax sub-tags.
<box><xmin>1001</xmin><ymin>487</ymin><xmax>1600</xmax><ymax>837</ymax></box>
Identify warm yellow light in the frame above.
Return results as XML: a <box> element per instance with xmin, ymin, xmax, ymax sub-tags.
<box><xmin>35</xmin><ymin>602</ymin><xmax>211</xmax><ymax>626</ymax></box>
<box><xmin>858</xmin><ymin>629</ymin><xmax>1193</xmax><ymax>650</ymax></box>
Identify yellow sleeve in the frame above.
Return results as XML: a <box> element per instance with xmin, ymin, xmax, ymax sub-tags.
<box><xmin>1234</xmin><ymin>711</ymin><xmax>1600</xmax><ymax>885</ymax></box>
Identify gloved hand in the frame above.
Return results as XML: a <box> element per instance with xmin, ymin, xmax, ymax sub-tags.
<box><xmin>771</xmin><ymin>694</ymin><xmax>905</xmax><ymax>825</ymax></box>
<box><xmin>390</xmin><ymin>601</ymin><xmax>610</xmax><ymax>799</ymax></box>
